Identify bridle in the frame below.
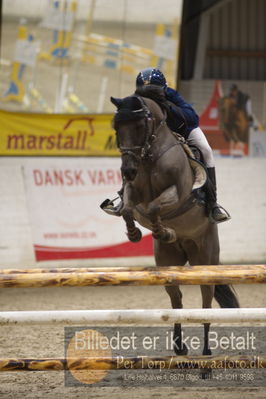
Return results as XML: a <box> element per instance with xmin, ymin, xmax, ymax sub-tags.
<box><xmin>117</xmin><ymin>96</ymin><xmax>167</xmax><ymax>162</ymax></box>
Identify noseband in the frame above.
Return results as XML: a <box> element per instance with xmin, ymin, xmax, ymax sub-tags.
<box><xmin>117</xmin><ymin>96</ymin><xmax>167</xmax><ymax>162</ymax></box>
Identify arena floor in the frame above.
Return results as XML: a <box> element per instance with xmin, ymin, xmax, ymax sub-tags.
<box><xmin>0</xmin><ymin>282</ymin><xmax>265</xmax><ymax>398</ymax></box>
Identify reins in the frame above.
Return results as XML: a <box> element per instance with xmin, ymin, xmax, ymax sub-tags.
<box><xmin>117</xmin><ymin>95</ymin><xmax>168</xmax><ymax>161</ymax></box>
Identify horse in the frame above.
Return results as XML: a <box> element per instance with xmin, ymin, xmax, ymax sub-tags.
<box><xmin>109</xmin><ymin>89</ymin><xmax>239</xmax><ymax>362</ymax></box>
<box><xmin>218</xmin><ymin>96</ymin><xmax>249</xmax><ymax>155</ymax></box>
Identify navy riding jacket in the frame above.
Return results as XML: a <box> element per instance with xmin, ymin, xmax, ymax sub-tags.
<box><xmin>165</xmin><ymin>87</ymin><xmax>199</xmax><ymax>137</ymax></box>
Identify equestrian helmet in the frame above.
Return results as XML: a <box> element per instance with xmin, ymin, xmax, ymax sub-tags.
<box><xmin>136</xmin><ymin>68</ymin><xmax>167</xmax><ymax>87</ymax></box>
<box><xmin>230</xmin><ymin>83</ymin><xmax>238</xmax><ymax>91</ymax></box>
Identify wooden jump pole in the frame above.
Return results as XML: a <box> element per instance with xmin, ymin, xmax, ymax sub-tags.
<box><xmin>0</xmin><ymin>265</ymin><xmax>265</xmax><ymax>288</ymax></box>
<box><xmin>1</xmin><ymin>264</ymin><xmax>265</xmax><ymax>274</ymax></box>
<box><xmin>1</xmin><ymin>308</ymin><xmax>266</xmax><ymax>326</ymax></box>
<box><xmin>0</xmin><ymin>355</ymin><xmax>265</xmax><ymax>371</ymax></box>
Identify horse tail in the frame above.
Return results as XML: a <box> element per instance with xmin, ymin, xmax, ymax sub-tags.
<box><xmin>214</xmin><ymin>285</ymin><xmax>240</xmax><ymax>308</ymax></box>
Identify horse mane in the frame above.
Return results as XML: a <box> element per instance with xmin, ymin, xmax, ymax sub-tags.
<box><xmin>113</xmin><ymin>96</ymin><xmax>146</xmax><ymax>128</ymax></box>
<box><xmin>134</xmin><ymin>85</ymin><xmax>169</xmax><ymax>113</ymax></box>
<box><xmin>112</xmin><ymin>86</ymin><xmax>169</xmax><ymax>130</ymax></box>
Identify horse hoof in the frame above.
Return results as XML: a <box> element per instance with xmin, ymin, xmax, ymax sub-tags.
<box><xmin>152</xmin><ymin>232</ymin><xmax>160</xmax><ymax>240</ymax></box>
<box><xmin>152</xmin><ymin>229</ymin><xmax>176</xmax><ymax>243</ymax></box>
<box><xmin>161</xmin><ymin>229</ymin><xmax>176</xmax><ymax>243</ymax></box>
<box><xmin>127</xmin><ymin>228</ymin><xmax>142</xmax><ymax>243</ymax></box>
<box><xmin>201</xmin><ymin>369</ymin><xmax>212</xmax><ymax>380</ymax></box>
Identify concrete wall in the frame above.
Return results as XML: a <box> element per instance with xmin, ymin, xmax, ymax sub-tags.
<box><xmin>0</xmin><ymin>156</ymin><xmax>265</xmax><ymax>268</ymax></box>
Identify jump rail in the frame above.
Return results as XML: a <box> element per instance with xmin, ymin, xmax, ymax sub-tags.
<box><xmin>1</xmin><ymin>265</ymin><xmax>266</xmax><ymax>373</ymax></box>
<box><xmin>0</xmin><ymin>265</ymin><xmax>266</xmax><ymax>288</ymax></box>
<box><xmin>1</xmin><ymin>355</ymin><xmax>265</xmax><ymax>371</ymax></box>
<box><xmin>1</xmin><ymin>308</ymin><xmax>266</xmax><ymax>326</ymax></box>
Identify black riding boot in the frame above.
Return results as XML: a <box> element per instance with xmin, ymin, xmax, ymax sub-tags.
<box><xmin>206</xmin><ymin>167</ymin><xmax>231</xmax><ymax>223</ymax></box>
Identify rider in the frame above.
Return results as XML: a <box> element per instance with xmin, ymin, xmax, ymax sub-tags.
<box><xmin>102</xmin><ymin>67</ymin><xmax>230</xmax><ymax>223</ymax></box>
<box><xmin>229</xmin><ymin>83</ymin><xmax>253</xmax><ymax>125</ymax></box>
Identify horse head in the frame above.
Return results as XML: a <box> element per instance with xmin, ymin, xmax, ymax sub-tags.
<box><xmin>111</xmin><ymin>95</ymin><xmax>164</xmax><ymax>182</ymax></box>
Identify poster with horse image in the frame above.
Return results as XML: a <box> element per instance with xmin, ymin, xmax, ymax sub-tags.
<box><xmin>200</xmin><ymin>81</ymin><xmax>266</xmax><ymax>157</ymax></box>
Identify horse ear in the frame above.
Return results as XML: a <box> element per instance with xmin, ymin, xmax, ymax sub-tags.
<box><xmin>110</xmin><ymin>97</ymin><xmax>123</xmax><ymax>109</ymax></box>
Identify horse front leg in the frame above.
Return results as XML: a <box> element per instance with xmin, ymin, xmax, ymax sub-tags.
<box><xmin>121</xmin><ymin>182</ymin><xmax>142</xmax><ymax>243</ymax></box>
<box><xmin>151</xmin><ymin>214</ymin><xmax>176</xmax><ymax>243</ymax></box>
<box><xmin>147</xmin><ymin>186</ymin><xmax>177</xmax><ymax>243</ymax></box>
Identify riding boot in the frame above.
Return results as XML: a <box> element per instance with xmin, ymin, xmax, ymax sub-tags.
<box><xmin>206</xmin><ymin>167</ymin><xmax>231</xmax><ymax>223</ymax></box>
<box><xmin>100</xmin><ymin>187</ymin><xmax>124</xmax><ymax>217</ymax></box>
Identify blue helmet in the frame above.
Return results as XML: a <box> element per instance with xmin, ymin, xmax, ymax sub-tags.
<box><xmin>136</xmin><ymin>68</ymin><xmax>167</xmax><ymax>87</ymax></box>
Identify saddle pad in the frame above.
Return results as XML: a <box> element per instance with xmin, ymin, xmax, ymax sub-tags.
<box><xmin>189</xmin><ymin>157</ymin><xmax>207</xmax><ymax>190</ymax></box>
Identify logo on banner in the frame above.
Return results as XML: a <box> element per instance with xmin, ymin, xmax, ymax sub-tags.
<box><xmin>0</xmin><ymin>111</ymin><xmax>118</xmax><ymax>156</ymax></box>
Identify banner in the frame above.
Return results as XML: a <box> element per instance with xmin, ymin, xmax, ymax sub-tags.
<box><xmin>0</xmin><ymin>110</ymin><xmax>119</xmax><ymax>156</ymax></box>
<box><xmin>23</xmin><ymin>158</ymin><xmax>152</xmax><ymax>261</ymax></box>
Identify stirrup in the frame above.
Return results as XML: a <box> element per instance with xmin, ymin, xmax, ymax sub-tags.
<box><xmin>100</xmin><ymin>197</ymin><xmax>122</xmax><ymax>217</ymax></box>
<box><xmin>209</xmin><ymin>204</ymin><xmax>231</xmax><ymax>224</ymax></box>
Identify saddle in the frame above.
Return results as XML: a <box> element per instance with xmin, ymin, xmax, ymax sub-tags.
<box><xmin>171</xmin><ymin>132</ymin><xmax>207</xmax><ymax>192</ymax></box>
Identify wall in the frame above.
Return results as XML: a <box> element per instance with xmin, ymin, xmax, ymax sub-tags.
<box><xmin>2</xmin><ymin>0</ymin><xmax>183</xmax><ymax>23</ymax></box>
<box><xmin>0</xmin><ymin>156</ymin><xmax>265</xmax><ymax>268</ymax></box>
<box><xmin>203</xmin><ymin>0</ymin><xmax>266</xmax><ymax>80</ymax></box>
<box><xmin>0</xmin><ymin>161</ymin><xmax>35</xmax><ymax>266</ymax></box>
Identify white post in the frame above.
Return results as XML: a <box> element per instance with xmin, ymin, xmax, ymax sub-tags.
<box><xmin>97</xmin><ymin>76</ymin><xmax>108</xmax><ymax>113</ymax></box>
<box><xmin>54</xmin><ymin>72</ymin><xmax>68</xmax><ymax>112</ymax></box>
<box><xmin>82</xmin><ymin>0</ymin><xmax>96</xmax><ymax>59</ymax></box>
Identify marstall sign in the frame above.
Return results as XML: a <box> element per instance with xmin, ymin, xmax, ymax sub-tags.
<box><xmin>0</xmin><ymin>110</ymin><xmax>119</xmax><ymax>156</ymax></box>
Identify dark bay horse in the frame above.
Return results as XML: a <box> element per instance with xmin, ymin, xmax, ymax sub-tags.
<box><xmin>110</xmin><ymin>91</ymin><xmax>239</xmax><ymax>358</ymax></box>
